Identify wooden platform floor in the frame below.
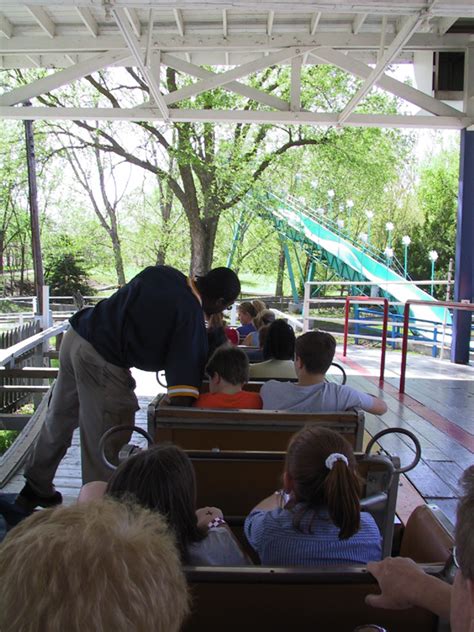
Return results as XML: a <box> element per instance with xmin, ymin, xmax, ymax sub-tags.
<box><xmin>4</xmin><ymin>347</ymin><xmax>473</xmax><ymax>525</ymax></box>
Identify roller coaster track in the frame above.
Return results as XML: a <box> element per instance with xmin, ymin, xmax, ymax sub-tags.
<box><xmin>249</xmin><ymin>190</ymin><xmax>451</xmax><ymax>328</ymax></box>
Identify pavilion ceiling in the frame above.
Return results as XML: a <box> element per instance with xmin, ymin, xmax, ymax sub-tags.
<box><xmin>1</xmin><ymin>1</ymin><xmax>473</xmax><ymax>128</ymax></box>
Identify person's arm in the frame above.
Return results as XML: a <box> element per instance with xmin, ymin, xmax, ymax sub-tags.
<box><xmin>77</xmin><ymin>481</ymin><xmax>107</xmax><ymax>504</ymax></box>
<box><xmin>366</xmin><ymin>557</ymin><xmax>451</xmax><ymax>620</ymax></box>
<box><xmin>364</xmin><ymin>396</ymin><xmax>388</xmax><ymax>415</ymax></box>
<box><xmin>242</xmin><ymin>332</ymin><xmax>253</xmax><ymax>346</ymax></box>
<box><xmin>165</xmin><ymin>310</ymin><xmax>207</xmax><ymax>405</ymax></box>
<box><xmin>249</xmin><ymin>490</ymin><xmax>288</xmax><ymax>514</ymax></box>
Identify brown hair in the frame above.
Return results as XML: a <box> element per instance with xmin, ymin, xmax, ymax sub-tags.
<box><xmin>263</xmin><ymin>319</ymin><xmax>295</xmax><ymax>360</ymax></box>
<box><xmin>285</xmin><ymin>426</ymin><xmax>361</xmax><ymax>539</ymax></box>
<box><xmin>238</xmin><ymin>301</ymin><xmax>257</xmax><ymax>319</ymax></box>
<box><xmin>295</xmin><ymin>330</ymin><xmax>336</xmax><ymax>374</ymax></box>
<box><xmin>0</xmin><ymin>499</ymin><xmax>189</xmax><ymax>632</ymax></box>
<box><xmin>106</xmin><ymin>444</ymin><xmax>204</xmax><ymax>561</ymax></box>
<box><xmin>252</xmin><ymin>299</ymin><xmax>267</xmax><ymax>314</ymax></box>
<box><xmin>455</xmin><ymin>465</ymin><xmax>474</xmax><ymax>579</ymax></box>
<box><xmin>254</xmin><ymin>309</ymin><xmax>276</xmax><ymax>330</ymax></box>
<box><xmin>205</xmin><ymin>345</ymin><xmax>249</xmax><ymax>385</ymax></box>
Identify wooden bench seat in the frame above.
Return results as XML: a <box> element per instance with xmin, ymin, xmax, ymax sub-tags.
<box><xmin>188</xmin><ymin>449</ymin><xmax>399</xmax><ymax>558</ymax></box>
<box><xmin>184</xmin><ymin>564</ymin><xmax>441</xmax><ymax>632</ymax></box>
<box><xmin>148</xmin><ymin>393</ymin><xmax>365</xmax><ymax>451</ymax></box>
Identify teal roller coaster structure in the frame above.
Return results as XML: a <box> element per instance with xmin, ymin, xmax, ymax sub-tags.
<box><xmin>229</xmin><ymin>190</ymin><xmax>451</xmax><ymax>329</ymax></box>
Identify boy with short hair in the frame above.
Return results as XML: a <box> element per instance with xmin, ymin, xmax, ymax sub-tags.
<box><xmin>260</xmin><ymin>331</ymin><xmax>387</xmax><ymax>415</ymax></box>
<box><xmin>194</xmin><ymin>346</ymin><xmax>262</xmax><ymax>409</ymax></box>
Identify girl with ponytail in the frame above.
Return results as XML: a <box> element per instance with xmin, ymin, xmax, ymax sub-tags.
<box><xmin>244</xmin><ymin>426</ymin><xmax>382</xmax><ymax>566</ymax></box>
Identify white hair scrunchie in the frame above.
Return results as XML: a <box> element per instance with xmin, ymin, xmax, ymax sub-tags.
<box><xmin>325</xmin><ymin>453</ymin><xmax>349</xmax><ymax>470</ymax></box>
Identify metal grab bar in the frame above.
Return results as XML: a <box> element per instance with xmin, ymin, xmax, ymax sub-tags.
<box><xmin>399</xmin><ymin>299</ymin><xmax>474</xmax><ymax>393</ymax></box>
<box><xmin>343</xmin><ymin>296</ymin><xmax>389</xmax><ymax>384</ymax></box>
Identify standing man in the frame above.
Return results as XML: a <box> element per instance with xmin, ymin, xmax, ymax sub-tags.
<box><xmin>17</xmin><ymin>265</ymin><xmax>240</xmax><ymax>509</ymax></box>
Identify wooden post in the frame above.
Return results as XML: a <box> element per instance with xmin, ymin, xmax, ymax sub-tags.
<box><xmin>24</xmin><ymin>103</ymin><xmax>44</xmax><ymax>318</ymax></box>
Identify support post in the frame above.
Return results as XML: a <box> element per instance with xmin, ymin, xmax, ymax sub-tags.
<box><xmin>451</xmin><ymin>129</ymin><xmax>474</xmax><ymax>364</ymax></box>
<box><xmin>282</xmin><ymin>242</ymin><xmax>299</xmax><ymax>304</ymax></box>
<box><xmin>452</xmin><ymin>45</ymin><xmax>474</xmax><ymax>364</ymax></box>
<box><xmin>24</xmin><ymin>104</ymin><xmax>44</xmax><ymax>318</ymax></box>
<box><xmin>226</xmin><ymin>210</ymin><xmax>244</xmax><ymax>269</ymax></box>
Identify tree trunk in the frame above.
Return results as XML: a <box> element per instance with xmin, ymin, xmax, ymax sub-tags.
<box><xmin>0</xmin><ymin>230</ymin><xmax>4</xmax><ymax>276</ymax></box>
<box><xmin>189</xmin><ymin>215</ymin><xmax>219</xmax><ymax>276</ymax></box>
<box><xmin>275</xmin><ymin>244</ymin><xmax>286</xmax><ymax>296</ymax></box>
<box><xmin>110</xmin><ymin>233</ymin><xmax>126</xmax><ymax>286</ymax></box>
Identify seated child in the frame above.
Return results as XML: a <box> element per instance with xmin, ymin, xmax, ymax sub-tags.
<box><xmin>244</xmin><ymin>426</ymin><xmax>382</xmax><ymax>566</ymax></box>
<box><xmin>260</xmin><ymin>331</ymin><xmax>387</xmax><ymax>415</ymax></box>
<box><xmin>236</xmin><ymin>301</ymin><xmax>257</xmax><ymax>342</ymax></box>
<box><xmin>242</xmin><ymin>309</ymin><xmax>276</xmax><ymax>347</ymax></box>
<box><xmin>194</xmin><ymin>346</ymin><xmax>262</xmax><ymax>409</ymax></box>
<box><xmin>78</xmin><ymin>444</ymin><xmax>250</xmax><ymax>566</ymax></box>
<box><xmin>208</xmin><ymin>311</ymin><xmax>238</xmax><ymax>346</ymax></box>
<box><xmin>249</xmin><ymin>319</ymin><xmax>297</xmax><ymax>380</ymax></box>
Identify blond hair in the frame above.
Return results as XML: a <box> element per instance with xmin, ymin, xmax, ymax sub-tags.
<box><xmin>0</xmin><ymin>499</ymin><xmax>189</xmax><ymax>632</ymax></box>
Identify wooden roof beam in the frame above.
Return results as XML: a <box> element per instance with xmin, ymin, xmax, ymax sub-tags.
<box><xmin>267</xmin><ymin>10</ymin><xmax>275</xmax><ymax>36</ymax></box>
<box><xmin>352</xmin><ymin>13</ymin><xmax>368</xmax><ymax>35</ymax></box>
<box><xmin>0</xmin><ymin>13</ymin><xmax>13</xmax><ymax>39</ymax></box>
<box><xmin>124</xmin><ymin>8</ymin><xmax>141</xmax><ymax>38</ymax></box>
<box><xmin>162</xmin><ymin>52</ymin><xmax>290</xmax><ymax>110</ymax></box>
<box><xmin>174</xmin><ymin>8</ymin><xmax>185</xmax><ymax>37</ymax></box>
<box><xmin>290</xmin><ymin>55</ymin><xmax>302</xmax><ymax>111</ymax></box>
<box><xmin>164</xmin><ymin>46</ymin><xmax>315</xmax><ymax>105</ymax></box>
<box><xmin>113</xmin><ymin>7</ymin><xmax>169</xmax><ymax>122</ymax></box>
<box><xmin>1</xmin><ymin>106</ymin><xmax>471</xmax><ymax>130</ymax></box>
<box><xmin>338</xmin><ymin>14</ymin><xmax>423</xmax><ymax>125</ymax></box>
<box><xmin>438</xmin><ymin>17</ymin><xmax>458</xmax><ymax>35</ymax></box>
<box><xmin>0</xmin><ymin>49</ymin><xmax>128</xmax><ymax>106</ymax></box>
<box><xmin>76</xmin><ymin>7</ymin><xmax>98</xmax><ymax>38</ymax></box>
<box><xmin>26</xmin><ymin>6</ymin><xmax>55</xmax><ymax>39</ymax></box>
<box><xmin>311</xmin><ymin>46</ymin><xmax>462</xmax><ymax>118</ymax></box>
<box><xmin>310</xmin><ymin>12</ymin><xmax>321</xmax><ymax>35</ymax></box>
<box><xmin>378</xmin><ymin>15</ymin><xmax>388</xmax><ymax>61</ymax></box>
<box><xmin>222</xmin><ymin>9</ymin><xmax>228</xmax><ymax>37</ymax></box>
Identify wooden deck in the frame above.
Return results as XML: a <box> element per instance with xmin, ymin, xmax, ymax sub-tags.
<box><xmin>3</xmin><ymin>347</ymin><xmax>473</xmax><ymax>525</ymax></box>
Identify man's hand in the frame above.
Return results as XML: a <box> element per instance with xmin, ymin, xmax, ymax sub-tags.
<box><xmin>195</xmin><ymin>506</ymin><xmax>224</xmax><ymax>531</ymax></box>
<box><xmin>365</xmin><ymin>557</ymin><xmax>426</xmax><ymax>609</ymax></box>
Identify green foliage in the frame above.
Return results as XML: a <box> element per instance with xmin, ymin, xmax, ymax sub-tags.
<box><xmin>44</xmin><ymin>235</ymin><xmax>94</xmax><ymax>296</ymax></box>
<box><xmin>0</xmin><ymin>430</ymin><xmax>18</xmax><ymax>456</ymax></box>
<box><xmin>402</xmin><ymin>150</ymin><xmax>459</xmax><ymax>291</ymax></box>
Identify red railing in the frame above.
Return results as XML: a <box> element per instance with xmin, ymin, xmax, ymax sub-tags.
<box><xmin>399</xmin><ymin>300</ymin><xmax>474</xmax><ymax>394</ymax></box>
<box><xmin>343</xmin><ymin>296</ymin><xmax>389</xmax><ymax>384</ymax></box>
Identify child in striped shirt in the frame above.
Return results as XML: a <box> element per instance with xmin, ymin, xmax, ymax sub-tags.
<box><xmin>244</xmin><ymin>426</ymin><xmax>381</xmax><ymax>566</ymax></box>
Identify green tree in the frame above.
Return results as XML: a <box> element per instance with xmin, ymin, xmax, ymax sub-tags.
<box><xmin>16</xmin><ymin>64</ymin><xmax>412</xmax><ymax>275</ymax></box>
<box><xmin>44</xmin><ymin>236</ymin><xmax>94</xmax><ymax>296</ymax></box>
<box><xmin>404</xmin><ymin>150</ymin><xmax>459</xmax><ymax>291</ymax></box>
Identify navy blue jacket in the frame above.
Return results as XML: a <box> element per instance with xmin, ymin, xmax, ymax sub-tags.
<box><xmin>70</xmin><ymin>266</ymin><xmax>207</xmax><ymax>399</ymax></box>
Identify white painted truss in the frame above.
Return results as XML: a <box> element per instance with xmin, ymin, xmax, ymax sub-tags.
<box><xmin>0</xmin><ymin>1</ymin><xmax>473</xmax><ymax>128</ymax></box>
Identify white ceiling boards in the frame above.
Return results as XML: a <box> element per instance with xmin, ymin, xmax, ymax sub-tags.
<box><xmin>0</xmin><ymin>1</ymin><xmax>473</xmax><ymax>128</ymax></box>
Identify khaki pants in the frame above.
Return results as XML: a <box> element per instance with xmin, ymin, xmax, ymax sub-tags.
<box><xmin>24</xmin><ymin>328</ymin><xmax>139</xmax><ymax>495</ymax></box>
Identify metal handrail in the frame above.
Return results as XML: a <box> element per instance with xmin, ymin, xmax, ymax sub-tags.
<box><xmin>343</xmin><ymin>296</ymin><xmax>389</xmax><ymax>384</ymax></box>
<box><xmin>399</xmin><ymin>300</ymin><xmax>474</xmax><ymax>393</ymax></box>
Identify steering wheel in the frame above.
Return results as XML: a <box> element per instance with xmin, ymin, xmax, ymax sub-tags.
<box><xmin>99</xmin><ymin>425</ymin><xmax>154</xmax><ymax>471</ymax></box>
<box><xmin>325</xmin><ymin>362</ymin><xmax>347</xmax><ymax>385</ymax></box>
<box><xmin>365</xmin><ymin>428</ymin><xmax>422</xmax><ymax>474</ymax></box>
<box><xmin>156</xmin><ymin>371</ymin><xmax>167</xmax><ymax>387</ymax></box>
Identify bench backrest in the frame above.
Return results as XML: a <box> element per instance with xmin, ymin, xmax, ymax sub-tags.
<box><xmin>148</xmin><ymin>394</ymin><xmax>365</xmax><ymax>451</ymax></box>
<box><xmin>400</xmin><ymin>504</ymin><xmax>454</xmax><ymax>563</ymax></box>
<box><xmin>188</xmin><ymin>450</ymin><xmax>399</xmax><ymax>558</ymax></box>
<box><xmin>184</xmin><ymin>565</ymin><xmax>440</xmax><ymax>632</ymax></box>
